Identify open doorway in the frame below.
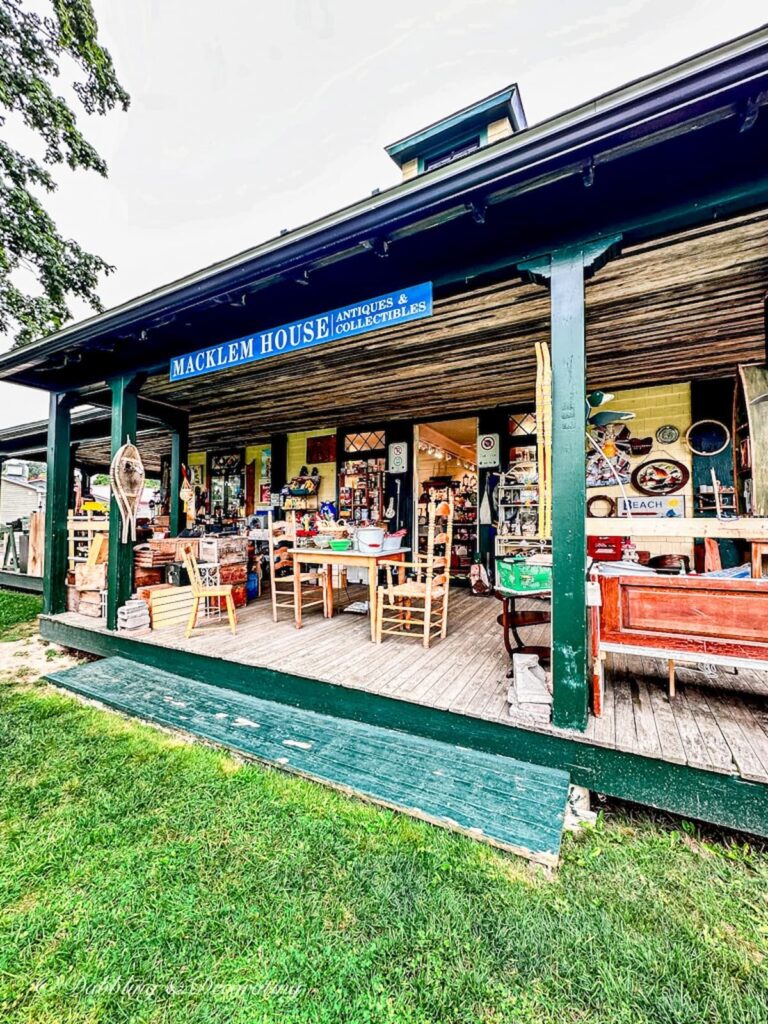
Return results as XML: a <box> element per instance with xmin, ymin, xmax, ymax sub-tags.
<box><xmin>415</xmin><ymin>417</ymin><xmax>478</xmax><ymax>583</ymax></box>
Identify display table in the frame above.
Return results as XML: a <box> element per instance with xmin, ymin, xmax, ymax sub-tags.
<box><xmin>494</xmin><ymin>587</ymin><xmax>551</xmax><ymax>669</ymax></box>
<box><xmin>290</xmin><ymin>547</ymin><xmax>410</xmax><ymax>640</ymax></box>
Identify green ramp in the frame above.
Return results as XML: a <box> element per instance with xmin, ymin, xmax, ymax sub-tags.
<box><xmin>48</xmin><ymin>656</ymin><xmax>570</xmax><ymax>866</ymax></box>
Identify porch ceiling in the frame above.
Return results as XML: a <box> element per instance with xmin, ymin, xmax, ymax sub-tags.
<box><xmin>136</xmin><ymin>209</ymin><xmax>768</xmax><ymax>451</ymax></box>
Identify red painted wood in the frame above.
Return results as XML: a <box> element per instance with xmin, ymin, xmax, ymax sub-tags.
<box><xmin>597</xmin><ymin>575</ymin><xmax>768</xmax><ymax>661</ymax></box>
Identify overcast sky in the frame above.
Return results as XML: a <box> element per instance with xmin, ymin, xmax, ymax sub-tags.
<box><xmin>1</xmin><ymin>0</ymin><xmax>765</xmax><ymax>428</ymax></box>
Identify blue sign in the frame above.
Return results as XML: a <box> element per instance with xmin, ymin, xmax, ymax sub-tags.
<box><xmin>169</xmin><ymin>281</ymin><xmax>433</xmax><ymax>381</ymax></box>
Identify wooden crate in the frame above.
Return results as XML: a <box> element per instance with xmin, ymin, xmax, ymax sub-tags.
<box><xmin>134</xmin><ymin>566</ymin><xmax>165</xmax><ymax>588</ymax></box>
<box><xmin>75</xmin><ymin>563</ymin><xmax>107</xmax><ymax>592</ymax></box>
<box><xmin>78</xmin><ymin>590</ymin><xmax>105</xmax><ymax>619</ymax></box>
<box><xmin>136</xmin><ymin>582</ymin><xmax>174</xmax><ymax>605</ymax></box>
<box><xmin>199</xmin><ymin>537</ymin><xmax>248</xmax><ymax>565</ymax></box>
<box><xmin>67</xmin><ymin>512</ymin><xmax>109</xmax><ymax>574</ymax></box>
<box><xmin>149</xmin><ymin>585</ymin><xmax>195</xmax><ymax>630</ymax></box>
<box><xmin>208</xmin><ymin>582</ymin><xmax>247</xmax><ymax>610</ymax></box>
<box><xmin>219</xmin><ymin>564</ymin><xmax>247</xmax><ymax>586</ymax></box>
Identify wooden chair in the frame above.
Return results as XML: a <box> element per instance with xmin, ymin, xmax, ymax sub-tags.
<box><xmin>267</xmin><ymin>511</ymin><xmax>327</xmax><ymax>627</ymax></box>
<box><xmin>181</xmin><ymin>544</ymin><xmax>237</xmax><ymax>638</ymax></box>
<box><xmin>375</xmin><ymin>490</ymin><xmax>454</xmax><ymax>648</ymax></box>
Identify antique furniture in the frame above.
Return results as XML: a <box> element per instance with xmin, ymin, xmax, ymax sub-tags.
<box><xmin>291</xmin><ymin>545</ymin><xmax>409</xmax><ymax>640</ymax></box>
<box><xmin>267</xmin><ymin>512</ymin><xmax>326</xmax><ymax>627</ymax></box>
<box><xmin>375</xmin><ymin>491</ymin><xmax>453</xmax><ymax>648</ymax></box>
<box><xmin>494</xmin><ymin>589</ymin><xmax>551</xmax><ymax>668</ymax></box>
<box><xmin>734</xmin><ymin>363</ymin><xmax>768</xmax><ymax>516</ymax></box>
<box><xmin>590</xmin><ymin>571</ymin><xmax>768</xmax><ymax>711</ymax></box>
<box><xmin>181</xmin><ymin>544</ymin><xmax>237</xmax><ymax>637</ymax></box>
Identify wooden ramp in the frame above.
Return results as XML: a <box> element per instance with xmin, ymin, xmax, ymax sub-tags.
<box><xmin>48</xmin><ymin>656</ymin><xmax>571</xmax><ymax>867</ymax></box>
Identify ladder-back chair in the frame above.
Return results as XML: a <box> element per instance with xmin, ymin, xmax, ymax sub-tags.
<box><xmin>267</xmin><ymin>511</ymin><xmax>327</xmax><ymax>627</ymax></box>
<box><xmin>180</xmin><ymin>543</ymin><xmax>237</xmax><ymax>638</ymax></box>
<box><xmin>375</xmin><ymin>490</ymin><xmax>454</xmax><ymax>648</ymax></box>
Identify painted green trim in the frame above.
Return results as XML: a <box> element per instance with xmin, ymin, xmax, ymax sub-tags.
<box><xmin>43</xmin><ymin>393</ymin><xmax>73</xmax><ymax>615</ymax></box>
<box><xmin>106</xmin><ymin>375</ymin><xmax>142</xmax><ymax>630</ymax></box>
<box><xmin>549</xmin><ymin>248</ymin><xmax>589</xmax><ymax>731</ymax></box>
<box><xmin>385</xmin><ymin>87</ymin><xmax>517</xmax><ymax>160</ymax></box>
<box><xmin>169</xmin><ymin>421</ymin><xmax>189</xmax><ymax>537</ymax></box>
<box><xmin>39</xmin><ymin>615</ymin><xmax>768</xmax><ymax>839</ymax></box>
<box><xmin>0</xmin><ymin>571</ymin><xmax>44</xmax><ymax>593</ymax></box>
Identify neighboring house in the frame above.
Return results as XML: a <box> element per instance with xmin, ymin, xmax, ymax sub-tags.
<box><xmin>1</xmin><ymin>461</ymin><xmax>45</xmax><ymax>525</ymax></box>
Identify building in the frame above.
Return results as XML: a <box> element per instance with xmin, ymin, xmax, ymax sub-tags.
<box><xmin>2</xmin><ymin>28</ymin><xmax>768</xmax><ymax>857</ymax></box>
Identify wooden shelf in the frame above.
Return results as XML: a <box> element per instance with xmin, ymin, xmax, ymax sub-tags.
<box><xmin>585</xmin><ymin>517</ymin><xmax>768</xmax><ymax>539</ymax></box>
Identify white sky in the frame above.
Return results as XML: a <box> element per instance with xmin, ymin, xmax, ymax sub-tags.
<box><xmin>1</xmin><ymin>0</ymin><xmax>765</xmax><ymax>428</ymax></box>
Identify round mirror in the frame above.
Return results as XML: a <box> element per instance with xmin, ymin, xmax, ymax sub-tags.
<box><xmin>685</xmin><ymin>420</ymin><xmax>730</xmax><ymax>457</ymax></box>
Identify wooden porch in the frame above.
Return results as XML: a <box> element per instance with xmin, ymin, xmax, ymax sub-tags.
<box><xmin>51</xmin><ymin>586</ymin><xmax>768</xmax><ymax>786</ymax></box>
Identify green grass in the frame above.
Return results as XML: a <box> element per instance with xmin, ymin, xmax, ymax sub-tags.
<box><xmin>0</xmin><ymin>588</ymin><xmax>42</xmax><ymax>641</ymax></box>
<box><xmin>1</xmin><ymin>678</ymin><xmax>766</xmax><ymax>1024</ymax></box>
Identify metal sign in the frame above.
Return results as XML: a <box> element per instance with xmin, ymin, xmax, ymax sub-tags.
<box><xmin>388</xmin><ymin>441</ymin><xmax>408</xmax><ymax>474</ymax></box>
<box><xmin>618</xmin><ymin>496</ymin><xmax>686</xmax><ymax>518</ymax></box>
<box><xmin>477</xmin><ymin>433</ymin><xmax>500</xmax><ymax>468</ymax></box>
<box><xmin>170</xmin><ymin>282</ymin><xmax>433</xmax><ymax>381</ymax></box>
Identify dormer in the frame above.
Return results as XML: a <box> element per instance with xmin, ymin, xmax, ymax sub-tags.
<box><xmin>385</xmin><ymin>84</ymin><xmax>527</xmax><ymax>181</ymax></box>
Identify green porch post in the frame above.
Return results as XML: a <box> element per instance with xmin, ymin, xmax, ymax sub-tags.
<box><xmin>520</xmin><ymin>236</ymin><xmax>620</xmax><ymax>731</ymax></box>
<box><xmin>169</xmin><ymin>419</ymin><xmax>189</xmax><ymax>536</ymax></box>
<box><xmin>549</xmin><ymin>248</ymin><xmax>589</xmax><ymax>730</ymax></box>
<box><xmin>106</xmin><ymin>374</ymin><xmax>142</xmax><ymax>630</ymax></box>
<box><xmin>43</xmin><ymin>392</ymin><xmax>74</xmax><ymax>615</ymax></box>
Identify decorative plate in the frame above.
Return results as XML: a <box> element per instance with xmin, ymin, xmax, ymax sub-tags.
<box><xmin>655</xmin><ymin>424</ymin><xmax>680</xmax><ymax>445</ymax></box>
<box><xmin>631</xmin><ymin>459</ymin><xmax>690</xmax><ymax>496</ymax></box>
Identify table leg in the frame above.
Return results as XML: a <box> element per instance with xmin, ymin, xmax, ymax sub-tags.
<box><xmin>397</xmin><ymin>554</ymin><xmax>406</xmax><ymax>585</ymax></box>
<box><xmin>368</xmin><ymin>559</ymin><xmax>377</xmax><ymax>642</ymax></box>
<box><xmin>508</xmin><ymin>596</ymin><xmax>526</xmax><ymax>650</ymax></box>
<box><xmin>325</xmin><ymin>564</ymin><xmax>334</xmax><ymax>618</ymax></box>
<box><xmin>293</xmin><ymin>558</ymin><xmax>302</xmax><ymax>629</ymax></box>
<box><xmin>500</xmin><ymin>597</ymin><xmax>514</xmax><ymax>657</ymax></box>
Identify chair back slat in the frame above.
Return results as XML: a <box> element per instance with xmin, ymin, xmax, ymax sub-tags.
<box><xmin>180</xmin><ymin>543</ymin><xmax>203</xmax><ymax>593</ymax></box>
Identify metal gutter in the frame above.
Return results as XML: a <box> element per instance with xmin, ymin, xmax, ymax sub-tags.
<box><xmin>0</xmin><ymin>24</ymin><xmax>766</xmax><ymax>381</ymax></box>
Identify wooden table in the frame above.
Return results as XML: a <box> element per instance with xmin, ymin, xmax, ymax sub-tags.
<box><xmin>290</xmin><ymin>547</ymin><xmax>410</xmax><ymax>640</ymax></box>
<box><xmin>494</xmin><ymin>587</ymin><xmax>551</xmax><ymax>672</ymax></box>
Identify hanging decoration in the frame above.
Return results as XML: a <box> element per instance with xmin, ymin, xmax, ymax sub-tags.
<box><xmin>631</xmin><ymin>458</ymin><xmax>689</xmax><ymax>496</ymax></box>
<box><xmin>109</xmin><ymin>437</ymin><xmax>145</xmax><ymax>542</ymax></box>
<box><xmin>655</xmin><ymin>424</ymin><xmax>680</xmax><ymax>445</ymax></box>
<box><xmin>585</xmin><ymin>391</ymin><xmax>636</xmax><ymax>490</ymax></box>
<box><xmin>586</xmin><ymin>494</ymin><xmax>617</xmax><ymax>518</ymax></box>
<box><xmin>685</xmin><ymin>419</ymin><xmax>730</xmax><ymax>457</ymax></box>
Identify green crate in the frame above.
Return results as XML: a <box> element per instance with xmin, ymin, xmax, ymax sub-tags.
<box><xmin>496</xmin><ymin>556</ymin><xmax>552</xmax><ymax>593</ymax></box>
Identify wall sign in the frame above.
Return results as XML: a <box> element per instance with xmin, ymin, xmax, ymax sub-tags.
<box><xmin>388</xmin><ymin>441</ymin><xmax>408</xmax><ymax>474</ymax></box>
<box><xmin>170</xmin><ymin>282</ymin><xmax>433</xmax><ymax>381</ymax></box>
<box><xmin>618</xmin><ymin>496</ymin><xmax>686</xmax><ymax>518</ymax></box>
<box><xmin>477</xmin><ymin>433</ymin><xmax>500</xmax><ymax>468</ymax></box>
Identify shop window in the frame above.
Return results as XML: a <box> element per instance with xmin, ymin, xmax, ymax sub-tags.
<box><xmin>509</xmin><ymin>412</ymin><xmax>536</xmax><ymax>437</ymax></box>
<box><xmin>344</xmin><ymin>430</ymin><xmax>386</xmax><ymax>454</ymax></box>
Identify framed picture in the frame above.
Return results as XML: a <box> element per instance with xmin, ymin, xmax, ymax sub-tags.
<box><xmin>307</xmin><ymin>434</ymin><xmax>337</xmax><ymax>464</ymax></box>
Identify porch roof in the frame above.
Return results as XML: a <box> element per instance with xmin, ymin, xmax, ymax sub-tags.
<box><xmin>0</xmin><ymin>26</ymin><xmax>766</xmax><ymax>402</ymax></box>
<box><xmin>0</xmin><ymin>408</ymin><xmax>168</xmax><ymax>472</ymax></box>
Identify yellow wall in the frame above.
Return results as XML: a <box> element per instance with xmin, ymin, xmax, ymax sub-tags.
<box><xmin>487</xmin><ymin>117</ymin><xmax>513</xmax><ymax>144</ymax></box>
<box><xmin>593</xmin><ymin>383</ymin><xmax>694</xmax><ymax>559</ymax></box>
<box><xmin>287</xmin><ymin>429</ymin><xmax>337</xmax><ymax>502</ymax></box>
<box><xmin>188</xmin><ymin>451</ymin><xmax>206</xmax><ymax>487</ymax></box>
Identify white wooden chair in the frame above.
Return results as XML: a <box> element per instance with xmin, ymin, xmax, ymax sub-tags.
<box><xmin>375</xmin><ymin>490</ymin><xmax>454</xmax><ymax>648</ymax></box>
<box><xmin>267</xmin><ymin>511</ymin><xmax>327</xmax><ymax>627</ymax></box>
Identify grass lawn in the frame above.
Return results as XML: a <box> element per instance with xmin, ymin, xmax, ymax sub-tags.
<box><xmin>0</xmin><ymin>589</ymin><xmax>42</xmax><ymax>641</ymax></box>
<box><xmin>1</xmin><ymin>593</ymin><xmax>767</xmax><ymax>1023</ymax></box>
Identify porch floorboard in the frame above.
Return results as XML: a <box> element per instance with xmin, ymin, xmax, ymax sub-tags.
<box><xmin>51</xmin><ymin>586</ymin><xmax>768</xmax><ymax>784</ymax></box>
